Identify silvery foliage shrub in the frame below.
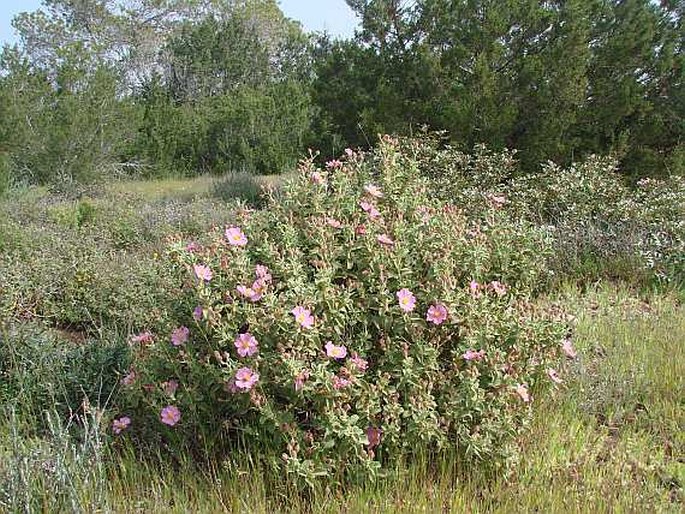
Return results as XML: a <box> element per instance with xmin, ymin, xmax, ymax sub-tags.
<box><xmin>632</xmin><ymin>176</ymin><xmax>685</xmax><ymax>283</ymax></box>
<box><xmin>508</xmin><ymin>158</ymin><xmax>685</xmax><ymax>283</ymax></box>
<box><xmin>418</xmin><ymin>132</ymin><xmax>684</xmax><ymax>284</ymax></box>
<box><xmin>122</xmin><ymin>136</ymin><xmax>567</xmax><ymax>483</ymax></box>
<box><xmin>409</xmin><ymin>134</ymin><xmax>519</xmax><ymax>217</ymax></box>
<box><xmin>507</xmin><ymin>157</ymin><xmax>645</xmax><ymax>279</ymax></box>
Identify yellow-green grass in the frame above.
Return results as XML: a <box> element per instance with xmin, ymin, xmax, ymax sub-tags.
<box><xmin>107</xmin><ymin>175</ymin><xmax>216</xmax><ymax>199</ymax></box>
<box><xmin>99</xmin><ymin>286</ymin><xmax>684</xmax><ymax>513</ymax></box>
<box><xmin>107</xmin><ymin>173</ymin><xmax>293</xmax><ymax>201</ymax></box>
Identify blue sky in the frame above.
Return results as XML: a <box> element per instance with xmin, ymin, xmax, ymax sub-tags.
<box><xmin>0</xmin><ymin>0</ymin><xmax>358</xmax><ymax>45</ymax></box>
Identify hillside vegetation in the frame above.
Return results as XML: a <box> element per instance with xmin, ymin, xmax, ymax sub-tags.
<box><xmin>0</xmin><ymin>1</ymin><xmax>684</xmax><ymax>512</ymax></box>
<box><xmin>1</xmin><ymin>139</ymin><xmax>683</xmax><ymax>512</ymax></box>
<box><xmin>1</xmin><ymin>0</ymin><xmax>684</xmax><ymax>190</ymax></box>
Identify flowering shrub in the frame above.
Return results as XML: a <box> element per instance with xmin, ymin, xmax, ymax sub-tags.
<box><xmin>122</xmin><ymin>137</ymin><xmax>567</xmax><ymax>482</ymax></box>
<box><xmin>507</xmin><ymin>159</ymin><xmax>685</xmax><ymax>284</ymax></box>
<box><xmin>632</xmin><ymin>176</ymin><xmax>685</xmax><ymax>284</ymax></box>
<box><xmin>410</xmin><ymin>133</ymin><xmax>685</xmax><ymax>285</ymax></box>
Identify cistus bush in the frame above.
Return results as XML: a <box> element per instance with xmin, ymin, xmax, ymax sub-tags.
<box><xmin>633</xmin><ymin>176</ymin><xmax>685</xmax><ymax>284</ymax></box>
<box><xmin>507</xmin><ymin>156</ymin><xmax>647</xmax><ymax>283</ymax></box>
<box><xmin>121</xmin><ymin>137</ymin><xmax>568</xmax><ymax>483</ymax></box>
<box><xmin>507</xmin><ymin>159</ymin><xmax>685</xmax><ymax>285</ymax></box>
<box><xmin>413</xmin><ymin>132</ymin><xmax>685</xmax><ymax>286</ymax></box>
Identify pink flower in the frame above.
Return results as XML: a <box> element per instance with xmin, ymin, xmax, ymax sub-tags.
<box><xmin>326</xmin><ymin>217</ymin><xmax>343</xmax><ymax>229</ymax></box>
<box><xmin>121</xmin><ymin>370</ymin><xmax>136</xmax><ymax>386</ymax></box>
<box><xmin>130</xmin><ymin>331</ymin><xmax>153</xmax><ymax>345</ymax></box>
<box><xmin>237</xmin><ymin>284</ymin><xmax>253</xmax><ymax>300</ymax></box>
<box><xmin>235</xmin><ymin>367</ymin><xmax>259</xmax><ymax>391</ymax></box>
<box><xmin>185</xmin><ymin>241</ymin><xmax>199</xmax><ymax>252</ymax></box>
<box><xmin>162</xmin><ymin>379</ymin><xmax>179</xmax><ymax>396</ymax></box>
<box><xmin>325</xmin><ymin>341</ymin><xmax>348</xmax><ymax>360</ymax></box>
<box><xmin>364</xmin><ymin>184</ymin><xmax>384</xmax><ymax>198</ymax></box>
<box><xmin>252</xmin><ymin>279</ymin><xmax>267</xmax><ymax>295</ymax></box>
<box><xmin>366</xmin><ymin>426</ymin><xmax>382</xmax><ymax>449</ymax></box>
<box><xmin>192</xmin><ymin>305</ymin><xmax>203</xmax><ymax>321</ymax></box>
<box><xmin>236</xmin><ymin>282</ymin><xmax>263</xmax><ymax>302</ymax></box>
<box><xmin>396</xmin><ymin>288</ymin><xmax>416</xmax><ymax>312</ymax></box>
<box><xmin>194</xmin><ymin>264</ymin><xmax>213</xmax><ymax>282</ymax></box>
<box><xmin>349</xmin><ymin>353</ymin><xmax>368</xmax><ymax>372</ymax></box>
<box><xmin>377</xmin><ymin>234</ymin><xmax>395</xmax><ymax>246</ymax></box>
<box><xmin>235</xmin><ymin>333</ymin><xmax>259</xmax><ymax>357</ymax></box>
<box><xmin>355</xmin><ymin>224</ymin><xmax>367</xmax><ymax>235</ymax></box>
<box><xmin>294</xmin><ymin>370</ymin><xmax>310</xmax><ymax>391</ymax></box>
<box><xmin>310</xmin><ymin>171</ymin><xmax>325</xmax><ymax>185</ymax></box>
<box><xmin>489</xmin><ymin>281</ymin><xmax>508</xmax><ymax>296</ymax></box>
<box><xmin>344</xmin><ymin>148</ymin><xmax>355</xmax><ymax>157</ymax></box>
<box><xmin>160</xmin><ymin>405</ymin><xmax>181</xmax><ymax>426</ymax></box>
<box><xmin>416</xmin><ymin>205</ymin><xmax>432</xmax><ymax>223</ymax></box>
<box><xmin>486</xmin><ymin>193</ymin><xmax>507</xmax><ymax>208</ymax></box>
<box><xmin>332</xmin><ymin>375</ymin><xmax>351</xmax><ymax>390</ymax></box>
<box><xmin>426</xmin><ymin>303</ymin><xmax>448</xmax><ymax>325</ymax></box>
<box><xmin>225</xmin><ymin>226</ymin><xmax>248</xmax><ymax>247</ymax></box>
<box><xmin>469</xmin><ymin>280</ymin><xmax>481</xmax><ymax>297</ymax></box>
<box><xmin>170</xmin><ymin>326</ymin><xmax>189</xmax><ymax>347</ymax></box>
<box><xmin>326</xmin><ymin>159</ymin><xmax>343</xmax><ymax>169</ymax></box>
<box><xmin>547</xmin><ymin>368</ymin><xmax>563</xmax><ymax>384</ymax></box>
<box><xmin>360</xmin><ymin>201</ymin><xmax>381</xmax><ymax>219</ymax></box>
<box><xmin>112</xmin><ymin>416</ymin><xmax>131</xmax><ymax>435</ymax></box>
<box><xmin>292</xmin><ymin>306</ymin><xmax>314</xmax><ymax>329</ymax></box>
<box><xmin>515</xmin><ymin>384</ymin><xmax>531</xmax><ymax>403</ymax></box>
<box><xmin>462</xmin><ymin>349</ymin><xmax>486</xmax><ymax>361</ymax></box>
<box><xmin>562</xmin><ymin>338</ymin><xmax>577</xmax><ymax>359</ymax></box>
<box><xmin>224</xmin><ymin>379</ymin><xmax>240</xmax><ymax>394</ymax></box>
<box><xmin>255</xmin><ymin>265</ymin><xmax>272</xmax><ymax>283</ymax></box>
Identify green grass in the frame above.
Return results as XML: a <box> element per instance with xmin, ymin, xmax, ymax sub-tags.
<box><xmin>4</xmin><ymin>286</ymin><xmax>676</xmax><ymax>513</ymax></box>
<box><xmin>107</xmin><ymin>175</ymin><xmax>216</xmax><ymax>200</ymax></box>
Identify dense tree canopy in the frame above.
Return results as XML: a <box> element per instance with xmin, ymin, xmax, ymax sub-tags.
<box><xmin>315</xmin><ymin>0</ymin><xmax>684</xmax><ymax>176</ymax></box>
<box><xmin>0</xmin><ymin>0</ymin><xmax>683</xmax><ymax>187</ymax></box>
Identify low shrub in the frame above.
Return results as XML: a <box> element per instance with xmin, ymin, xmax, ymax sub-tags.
<box><xmin>211</xmin><ymin>172</ymin><xmax>266</xmax><ymax>207</ymax></box>
<box><xmin>0</xmin><ymin>190</ymin><xmax>233</xmax><ymax>332</ymax></box>
<box><xmin>0</xmin><ymin>153</ymin><xmax>10</xmax><ymax>196</ymax></box>
<box><xmin>633</xmin><ymin>176</ymin><xmax>685</xmax><ymax>284</ymax></box>
<box><xmin>46</xmin><ymin>199</ymin><xmax>98</xmax><ymax>229</ymax></box>
<box><xmin>0</xmin><ymin>220</ymin><xmax>188</xmax><ymax>332</ymax></box>
<box><xmin>408</xmin><ymin>134</ymin><xmax>685</xmax><ymax>287</ymax></box>
<box><xmin>0</xmin><ymin>323</ymin><xmax>129</xmax><ymax>425</ymax></box>
<box><xmin>121</xmin><ymin>137</ymin><xmax>568</xmax><ymax>483</ymax></box>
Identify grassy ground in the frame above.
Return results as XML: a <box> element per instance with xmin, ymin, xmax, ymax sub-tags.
<box><xmin>107</xmin><ymin>173</ymin><xmax>291</xmax><ymax>201</ymax></box>
<box><xmin>107</xmin><ymin>175</ymin><xmax>217</xmax><ymax>199</ymax></box>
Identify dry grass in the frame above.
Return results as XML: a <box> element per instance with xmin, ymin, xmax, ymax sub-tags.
<box><xmin>107</xmin><ymin>173</ymin><xmax>292</xmax><ymax>201</ymax></box>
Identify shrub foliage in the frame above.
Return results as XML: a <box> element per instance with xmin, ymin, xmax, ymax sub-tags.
<box><xmin>122</xmin><ymin>137</ymin><xmax>568</xmax><ymax>482</ymax></box>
